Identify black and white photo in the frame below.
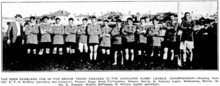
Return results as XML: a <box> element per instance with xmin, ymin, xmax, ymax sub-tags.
<box><xmin>1</xmin><ymin>1</ymin><xmax>218</xmax><ymax>71</ymax></box>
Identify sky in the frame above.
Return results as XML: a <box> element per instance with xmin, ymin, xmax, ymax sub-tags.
<box><xmin>1</xmin><ymin>1</ymin><xmax>217</xmax><ymax>18</ymax></box>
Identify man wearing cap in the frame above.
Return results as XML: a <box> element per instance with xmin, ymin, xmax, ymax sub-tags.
<box><xmin>7</xmin><ymin>14</ymin><xmax>25</xmax><ymax>56</ymax></box>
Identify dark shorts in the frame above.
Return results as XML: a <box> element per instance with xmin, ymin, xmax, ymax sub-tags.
<box><xmin>163</xmin><ymin>41</ymin><xmax>178</xmax><ymax>49</ymax></box>
<box><xmin>53</xmin><ymin>44</ymin><xmax>64</xmax><ymax>48</ymax></box>
<box><xmin>112</xmin><ymin>44</ymin><xmax>123</xmax><ymax>51</ymax></box>
<box><xmin>123</xmin><ymin>42</ymin><xmax>135</xmax><ymax>49</ymax></box>
<box><xmin>99</xmin><ymin>46</ymin><xmax>111</xmax><ymax>50</ymax></box>
<box><xmin>26</xmin><ymin>44</ymin><xmax>38</xmax><ymax>49</ymax></box>
<box><xmin>152</xmin><ymin>46</ymin><xmax>161</xmax><ymax>53</ymax></box>
<box><xmin>40</xmin><ymin>42</ymin><xmax>52</xmax><ymax>48</ymax></box>
<box><xmin>137</xmin><ymin>43</ymin><xmax>147</xmax><ymax>50</ymax></box>
<box><xmin>65</xmin><ymin>42</ymin><xmax>77</xmax><ymax>48</ymax></box>
<box><xmin>88</xmin><ymin>43</ymin><xmax>99</xmax><ymax>46</ymax></box>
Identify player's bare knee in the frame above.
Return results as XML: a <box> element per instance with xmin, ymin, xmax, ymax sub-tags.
<box><xmin>102</xmin><ymin>49</ymin><xmax>105</xmax><ymax>54</ymax></box>
<box><xmin>171</xmin><ymin>49</ymin><xmax>174</xmax><ymax>54</ymax></box>
<box><xmin>130</xmin><ymin>49</ymin><xmax>134</xmax><ymax>53</ymax></box>
<box><xmin>164</xmin><ymin>48</ymin><xmax>168</xmax><ymax>53</ymax></box>
<box><xmin>125</xmin><ymin>49</ymin><xmax>129</xmax><ymax>53</ymax></box>
<box><xmin>59</xmin><ymin>48</ymin><xmax>62</xmax><ymax>51</ymax></box>
<box><xmin>107</xmin><ymin>50</ymin><xmax>110</xmax><ymax>55</ymax></box>
<box><xmin>138</xmin><ymin>50</ymin><xmax>141</xmax><ymax>55</ymax></box>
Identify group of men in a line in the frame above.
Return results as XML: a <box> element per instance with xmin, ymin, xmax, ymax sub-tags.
<box><xmin>6</xmin><ymin>12</ymin><xmax>217</xmax><ymax>69</ymax></box>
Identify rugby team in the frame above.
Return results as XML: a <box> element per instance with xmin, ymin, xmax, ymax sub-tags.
<box><xmin>6</xmin><ymin>12</ymin><xmax>217</xmax><ymax>69</ymax></box>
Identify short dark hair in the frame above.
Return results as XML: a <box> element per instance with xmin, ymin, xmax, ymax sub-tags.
<box><xmin>168</xmin><ymin>14</ymin><xmax>175</xmax><ymax>21</ymax></box>
<box><xmin>68</xmin><ymin>18</ymin><xmax>74</xmax><ymax>21</ymax></box>
<box><xmin>24</xmin><ymin>22</ymin><xmax>29</xmax><ymax>26</ymax></box>
<box><xmin>30</xmin><ymin>16</ymin><xmax>36</xmax><ymax>20</ymax></box>
<box><xmin>55</xmin><ymin>18</ymin><xmax>61</xmax><ymax>21</ymax></box>
<box><xmin>42</xmin><ymin>16</ymin><xmax>49</xmax><ymax>20</ymax></box>
<box><xmin>199</xmin><ymin>17</ymin><xmax>205</xmax><ymax>21</ymax></box>
<box><xmin>140</xmin><ymin>17</ymin><xmax>146</xmax><ymax>22</ymax></box>
<box><xmin>169</xmin><ymin>14</ymin><xmax>175</xmax><ymax>17</ymax></box>
<box><xmin>183</xmin><ymin>12</ymin><xmax>191</xmax><ymax>21</ymax></box>
<box><xmin>127</xmin><ymin>17</ymin><xmax>133</xmax><ymax>21</ymax></box>
<box><xmin>195</xmin><ymin>20</ymin><xmax>200</xmax><ymax>25</ymax></box>
<box><xmin>91</xmin><ymin>16</ymin><xmax>96</xmax><ymax>19</ymax></box>
<box><xmin>15</xmin><ymin>14</ymin><xmax>22</xmax><ymax>18</ymax></box>
<box><xmin>204</xmin><ymin>19</ymin><xmax>211</xmax><ymax>24</ymax></box>
<box><xmin>116</xmin><ymin>19</ymin><xmax>122</xmax><ymax>23</ymax></box>
<box><xmin>184</xmin><ymin>12</ymin><xmax>190</xmax><ymax>15</ymax></box>
<box><xmin>103</xmin><ymin>20</ymin><xmax>109</xmax><ymax>23</ymax></box>
<box><xmin>82</xmin><ymin>18</ymin><xmax>88</xmax><ymax>21</ymax></box>
<box><xmin>152</xmin><ymin>16</ymin><xmax>159</xmax><ymax>21</ymax></box>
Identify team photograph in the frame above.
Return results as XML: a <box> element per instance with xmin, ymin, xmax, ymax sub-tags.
<box><xmin>1</xmin><ymin>1</ymin><xmax>218</xmax><ymax>71</ymax></box>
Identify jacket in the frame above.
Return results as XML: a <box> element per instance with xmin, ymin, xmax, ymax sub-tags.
<box><xmin>7</xmin><ymin>21</ymin><xmax>24</xmax><ymax>43</ymax></box>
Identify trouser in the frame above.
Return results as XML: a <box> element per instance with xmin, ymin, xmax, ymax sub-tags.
<box><xmin>10</xmin><ymin>36</ymin><xmax>24</xmax><ymax>61</ymax></box>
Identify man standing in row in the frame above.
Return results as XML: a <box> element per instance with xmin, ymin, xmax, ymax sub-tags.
<box><xmin>163</xmin><ymin>14</ymin><xmax>179</xmax><ymax>67</ymax></box>
<box><xmin>65</xmin><ymin>18</ymin><xmax>78</xmax><ymax>55</ymax></box>
<box><xmin>112</xmin><ymin>19</ymin><xmax>124</xmax><ymax>65</ymax></box>
<box><xmin>88</xmin><ymin>16</ymin><xmax>101</xmax><ymax>64</ymax></box>
<box><xmin>38</xmin><ymin>16</ymin><xmax>53</xmax><ymax>55</ymax></box>
<box><xmin>180</xmin><ymin>12</ymin><xmax>196</xmax><ymax>68</ymax></box>
<box><xmin>122</xmin><ymin>18</ymin><xmax>136</xmax><ymax>65</ymax></box>
<box><xmin>25</xmin><ymin>16</ymin><xmax>39</xmax><ymax>55</ymax></box>
<box><xmin>7</xmin><ymin>14</ymin><xmax>25</xmax><ymax>60</ymax></box>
